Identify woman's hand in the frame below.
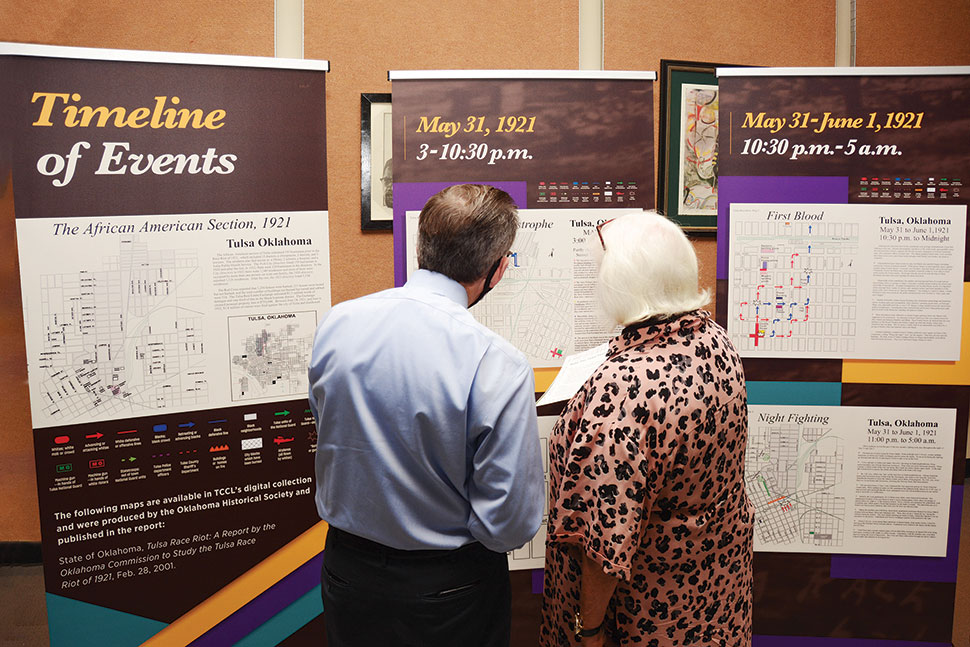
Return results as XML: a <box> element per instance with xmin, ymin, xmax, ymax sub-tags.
<box><xmin>573</xmin><ymin>546</ymin><xmax>620</xmax><ymax>647</ymax></box>
<box><xmin>580</xmin><ymin>632</ymin><xmax>617</xmax><ymax>647</ymax></box>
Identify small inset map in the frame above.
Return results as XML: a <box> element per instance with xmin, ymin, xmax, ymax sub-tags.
<box><xmin>228</xmin><ymin>311</ymin><xmax>317</xmax><ymax>401</ymax></box>
<box><xmin>746</xmin><ymin>418</ymin><xmax>846</xmax><ymax>550</ymax></box>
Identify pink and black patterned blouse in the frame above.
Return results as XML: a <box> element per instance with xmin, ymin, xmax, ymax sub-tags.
<box><xmin>541</xmin><ymin>310</ymin><xmax>753</xmax><ymax>646</ymax></box>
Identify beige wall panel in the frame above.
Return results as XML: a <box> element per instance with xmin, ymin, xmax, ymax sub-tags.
<box><xmin>305</xmin><ymin>0</ymin><xmax>579</xmax><ymax>305</ymax></box>
<box><xmin>606</xmin><ymin>0</ymin><xmax>836</xmax><ymax>70</ymax></box>
<box><xmin>857</xmin><ymin>0</ymin><xmax>970</xmax><ymax>66</ymax></box>
<box><xmin>0</xmin><ymin>0</ymin><xmax>273</xmax><ymax>55</ymax></box>
<box><xmin>693</xmin><ymin>236</ymin><xmax>716</xmax><ymax>311</ymax></box>
<box><xmin>604</xmin><ymin>0</ymin><xmax>836</xmax><ymax>315</ymax></box>
<box><xmin>0</xmin><ymin>173</ymin><xmax>35</xmax><ymax>541</ymax></box>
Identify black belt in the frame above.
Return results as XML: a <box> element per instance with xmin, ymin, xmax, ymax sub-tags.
<box><xmin>328</xmin><ymin>526</ymin><xmax>490</xmax><ymax>560</ymax></box>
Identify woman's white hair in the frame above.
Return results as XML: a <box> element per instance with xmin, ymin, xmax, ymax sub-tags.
<box><xmin>596</xmin><ymin>210</ymin><xmax>710</xmax><ymax>326</ymax></box>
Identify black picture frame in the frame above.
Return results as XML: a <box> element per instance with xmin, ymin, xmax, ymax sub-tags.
<box><xmin>361</xmin><ymin>93</ymin><xmax>392</xmax><ymax>231</ymax></box>
<box><xmin>658</xmin><ymin>60</ymin><xmax>734</xmax><ymax>234</ymax></box>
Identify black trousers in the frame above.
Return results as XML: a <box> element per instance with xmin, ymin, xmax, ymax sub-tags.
<box><xmin>321</xmin><ymin>527</ymin><xmax>511</xmax><ymax>647</ymax></box>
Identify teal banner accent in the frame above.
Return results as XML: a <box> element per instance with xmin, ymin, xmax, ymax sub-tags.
<box><xmin>47</xmin><ymin>593</ymin><xmax>166</xmax><ymax>647</ymax></box>
<box><xmin>747</xmin><ymin>381</ymin><xmax>841</xmax><ymax>406</ymax></box>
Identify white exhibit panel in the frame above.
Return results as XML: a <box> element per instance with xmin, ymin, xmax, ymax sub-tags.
<box><xmin>17</xmin><ymin>212</ymin><xmax>331</xmax><ymax>429</ymax></box>
<box><xmin>728</xmin><ymin>203</ymin><xmax>966</xmax><ymax>360</ymax></box>
<box><xmin>747</xmin><ymin>405</ymin><xmax>955</xmax><ymax>557</ymax></box>
<box><xmin>507</xmin><ymin>415</ymin><xmax>554</xmax><ymax>571</ymax></box>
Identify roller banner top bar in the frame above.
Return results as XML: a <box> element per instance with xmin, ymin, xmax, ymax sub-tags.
<box><xmin>0</xmin><ymin>41</ymin><xmax>329</xmax><ymax>71</ymax></box>
<box><xmin>389</xmin><ymin>69</ymin><xmax>655</xmax><ymax>80</ymax></box>
<box><xmin>718</xmin><ymin>66</ymin><xmax>970</xmax><ymax>77</ymax></box>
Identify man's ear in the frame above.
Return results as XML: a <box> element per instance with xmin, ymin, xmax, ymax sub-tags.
<box><xmin>489</xmin><ymin>255</ymin><xmax>510</xmax><ymax>288</ymax></box>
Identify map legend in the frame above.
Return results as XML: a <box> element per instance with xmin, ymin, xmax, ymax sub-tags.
<box><xmin>37</xmin><ymin>400</ymin><xmax>317</xmax><ymax>495</ymax></box>
<box><xmin>854</xmin><ymin>175</ymin><xmax>963</xmax><ymax>201</ymax></box>
<box><xmin>533</xmin><ymin>180</ymin><xmax>639</xmax><ymax>206</ymax></box>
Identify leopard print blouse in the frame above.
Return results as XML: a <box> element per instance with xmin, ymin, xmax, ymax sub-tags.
<box><xmin>540</xmin><ymin>310</ymin><xmax>753</xmax><ymax>646</ymax></box>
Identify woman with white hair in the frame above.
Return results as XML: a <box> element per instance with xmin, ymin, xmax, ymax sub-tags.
<box><xmin>540</xmin><ymin>212</ymin><xmax>753</xmax><ymax>646</ymax></box>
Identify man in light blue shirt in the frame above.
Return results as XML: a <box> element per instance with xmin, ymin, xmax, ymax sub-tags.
<box><xmin>309</xmin><ymin>184</ymin><xmax>544</xmax><ymax>647</ymax></box>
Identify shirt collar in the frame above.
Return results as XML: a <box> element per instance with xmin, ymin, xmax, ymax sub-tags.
<box><xmin>405</xmin><ymin>269</ymin><xmax>469</xmax><ymax>308</ymax></box>
<box><xmin>608</xmin><ymin>309</ymin><xmax>710</xmax><ymax>357</ymax></box>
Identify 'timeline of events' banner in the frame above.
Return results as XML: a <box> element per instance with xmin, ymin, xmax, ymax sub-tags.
<box><xmin>3</xmin><ymin>43</ymin><xmax>330</xmax><ymax>646</ymax></box>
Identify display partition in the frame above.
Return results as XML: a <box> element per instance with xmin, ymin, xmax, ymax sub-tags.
<box><xmin>389</xmin><ymin>69</ymin><xmax>655</xmax><ymax>370</ymax></box>
<box><xmin>716</xmin><ymin>65</ymin><xmax>970</xmax><ymax>645</ymax></box>
<box><xmin>387</xmin><ymin>69</ymin><xmax>655</xmax><ymax>604</ymax></box>
<box><xmin>2</xmin><ymin>42</ymin><xmax>331</xmax><ymax>646</ymax></box>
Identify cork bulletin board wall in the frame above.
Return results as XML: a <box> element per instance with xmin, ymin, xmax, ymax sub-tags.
<box><xmin>605</xmin><ymin>0</ymin><xmax>837</xmax><ymax>320</ymax></box>
<box><xmin>856</xmin><ymin>0</ymin><xmax>970</xmax><ymax>67</ymax></box>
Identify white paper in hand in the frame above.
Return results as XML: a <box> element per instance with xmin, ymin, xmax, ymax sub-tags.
<box><xmin>536</xmin><ymin>343</ymin><xmax>609</xmax><ymax>407</ymax></box>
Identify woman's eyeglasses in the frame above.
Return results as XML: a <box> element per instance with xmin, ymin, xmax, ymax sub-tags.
<box><xmin>596</xmin><ymin>218</ymin><xmax>615</xmax><ymax>250</ymax></box>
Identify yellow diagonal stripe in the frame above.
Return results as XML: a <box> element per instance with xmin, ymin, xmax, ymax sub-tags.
<box><xmin>534</xmin><ymin>367</ymin><xmax>558</xmax><ymax>393</ymax></box>
<box><xmin>141</xmin><ymin>521</ymin><xmax>328</xmax><ymax>646</ymax></box>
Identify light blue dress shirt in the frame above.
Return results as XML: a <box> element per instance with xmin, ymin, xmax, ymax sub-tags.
<box><xmin>309</xmin><ymin>269</ymin><xmax>544</xmax><ymax>553</ymax></box>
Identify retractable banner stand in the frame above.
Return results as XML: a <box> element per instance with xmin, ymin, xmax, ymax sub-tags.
<box><xmin>389</xmin><ymin>70</ymin><xmax>655</xmax><ymax>580</ymax></box>
<box><xmin>1</xmin><ymin>43</ymin><xmax>330</xmax><ymax>646</ymax></box>
<box><xmin>716</xmin><ymin>67</ymin><xmax>970</xmax><ymax>646</ymax></box>
<box><xmin>390</xmin><ymin>71</ymin><xmax>655</xmax><ymax>366</ymax></box>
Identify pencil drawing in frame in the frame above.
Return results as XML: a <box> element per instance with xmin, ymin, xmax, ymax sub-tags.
<box><xmin>361</xmin><ymin>93</ymin><xmax>393</xmax><ymax>230</ymax></box>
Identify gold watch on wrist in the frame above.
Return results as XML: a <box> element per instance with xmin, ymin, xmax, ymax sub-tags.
<box><xmin>573</xmin><ymin>611</ymin><xmax>604</xmax><ymax>638</ymax></box>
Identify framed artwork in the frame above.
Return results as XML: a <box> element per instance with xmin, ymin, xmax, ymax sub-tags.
<box><xmin>658</xmin><ymin>60</ymin><xmax>736</xmax><ymax>234</ymax></box>
<box><xmin>361</xmin><ymin>93</ymin><xmax>393</xmax><ymax>230</ymax></box>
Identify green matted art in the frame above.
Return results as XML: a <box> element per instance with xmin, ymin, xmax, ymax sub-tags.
<box><xmin>658</xmin><ymin>59</ymin><xmax>738</xmax><ymax>234</ymax></box>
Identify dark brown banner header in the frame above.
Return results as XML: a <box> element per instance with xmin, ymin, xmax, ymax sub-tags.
<box><xmin>392</xmin><ymin>78</ymin><xmax>654</xmax><ymax>210</ymax></box>
<box><xmin>719</xmin><ymin>74</ymin><xmax>970</xmax><ymax>193</ymax></box>
<box><xmin>3</xmin><ymin>56</ymin><xmax>327</xmax><ymax>218</ymax></box>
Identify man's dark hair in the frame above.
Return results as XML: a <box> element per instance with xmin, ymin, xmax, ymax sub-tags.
<box><xmin>417</xmin><ymin>184</ymin><xmax>518</xmax><ymax>283</ymax></box>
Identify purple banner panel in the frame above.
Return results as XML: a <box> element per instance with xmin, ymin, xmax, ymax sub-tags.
<box><xmin>829</xmin><ymin>485</ymin><xmax>963</xmax><ymax>583</ymax></box>
<box><xmin>532</xmin><ymin>568</ymin><xmax>544</xmax><ymax>595</ymax></box>
<box><xmin>189</xmin><ymin>552</ymin><xmax>323</xmax><ymax>647</ymax></box>
<box><xmin>753</xmin><ymin>636</ymin><xmax>949</xmax><ymax>647</ymax></box>
<box><xmin>716</xmin><ymin>176</ymin><xmax>848</xmax><ymax>279</ymax></box>
<box><xmin>392</xmin><ymin>181</ymin><xmax>528</xmax><ymax>286</ymax></box>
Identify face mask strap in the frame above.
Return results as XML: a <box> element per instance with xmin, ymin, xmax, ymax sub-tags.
<box><xmin>468</xmin><ymin>255</ymin><xmax>504</xmax><ymax>308</ymax></box>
